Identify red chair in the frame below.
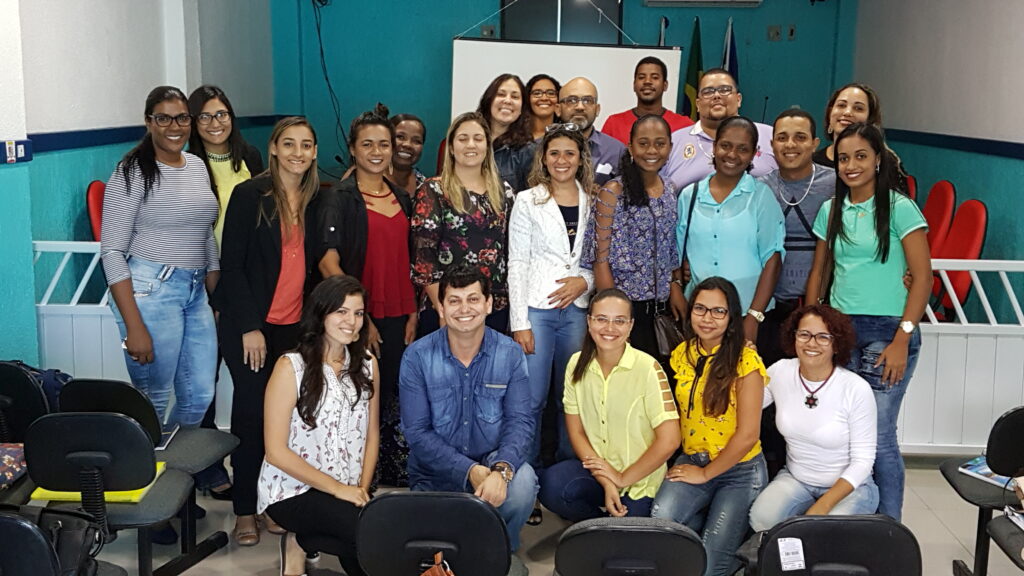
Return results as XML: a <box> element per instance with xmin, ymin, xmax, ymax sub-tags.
<box><xmin>86</xmin><ymin>180</ymin><xmax>105</xmax><ymax>241</ymax></box>
<box><xmin>905</xmin><ymin>174</ymin><xmax>917</xmax><ymax>201</ymax></box>
<box><xmin>435</xmin><ymin>138</ymin><xmax>447</xmax><ymax>177</ymax></box>
<box><xmin>921</xmin><ymin>180</ymin><xmax>956</xmax><ymax>256</ymax></box>
<box><xmin>932</xmin><ymin>199</ymin><xmax>988</xmax><ymax>319</ymax></box>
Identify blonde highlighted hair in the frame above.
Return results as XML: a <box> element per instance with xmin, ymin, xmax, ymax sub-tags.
<box><xmin>526</xmin><ymin>124</ymin><xmax>595</xmax><ymax>203</ymax></box>
<box><xmin>262</xmin><ymin>116</ymin><xmax>319</xmax><ymax>239</ymax></box>
<box><xmin>439</xmin><ymin>112</ymin><xmax>505</xmax><ymax>216</ymax></box>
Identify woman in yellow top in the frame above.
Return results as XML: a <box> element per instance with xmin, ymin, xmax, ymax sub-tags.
<box><xmin>651</xmin><ymin>276</ymin><xmax>767</xmax><ymax>576</ymax></box>
<box><xmin>538</xmin><ymin>288</ymin><xmax>679</xmax><ymax>520</ymax></box>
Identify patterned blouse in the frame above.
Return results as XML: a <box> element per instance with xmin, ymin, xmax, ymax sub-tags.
<box><xmin>256</xmin><ymin>352</ymin><xmax>371</xmax><ymax>513</ymax></box>
<box><xmin>411</xmin><ymin>178</ymin><xmax>509</xmax><ymax>310</ymax></box>
<box><xmin>581</xmin><ymin>176</ymin><xmax>679</xmax><ymax>302</ymax></box>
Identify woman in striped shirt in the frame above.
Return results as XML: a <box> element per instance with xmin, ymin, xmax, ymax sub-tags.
<box><xmin>101</xmin><ymin>85</ymin><xmax>219</xmax><ymax>430</ymax></box>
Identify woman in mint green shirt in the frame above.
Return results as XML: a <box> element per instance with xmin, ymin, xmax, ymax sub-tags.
<box><xmin>805</xmin><ymin>123</ymin><xmax>931</xmax><ymax>522</ymax></box>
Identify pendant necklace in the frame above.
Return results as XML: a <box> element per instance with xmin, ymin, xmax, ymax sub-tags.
<box><xmin>798</xmin><ymin>364</ymin><xmax>835</xmax><ymax>409</ymax></box>
<box><xmin>780</xmin><ymin>164</ymin><xmax>817</xmax><ymax>207</ymax></box>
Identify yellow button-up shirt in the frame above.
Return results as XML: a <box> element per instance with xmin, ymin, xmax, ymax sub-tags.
<box><xmin>564</xmin><ymin>345</ymin><xmax>679</xmax><ymax>500</ymax></box>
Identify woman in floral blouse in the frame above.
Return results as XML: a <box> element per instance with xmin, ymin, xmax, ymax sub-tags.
<box><xmin>412</xmin><ymin>111</ymin><xmax>510</xmax><ymax>334</ymax></box>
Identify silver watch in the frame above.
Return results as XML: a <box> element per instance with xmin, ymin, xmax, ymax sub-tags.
<box><xmin>899</xmin><ymin>320</ymin><xmax>915</xmax><ymax>334</ymax></box>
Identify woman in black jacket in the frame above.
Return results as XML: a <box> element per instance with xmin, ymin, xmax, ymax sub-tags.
<box><xmin>319</xmin><ymin>104</ymin><xmax>416</xmax><ymax>486</ymax></box>
<box><xmin>213</xmin><ymin>116</ymin><xmax>321</xmax><ymax>546</ymax></box>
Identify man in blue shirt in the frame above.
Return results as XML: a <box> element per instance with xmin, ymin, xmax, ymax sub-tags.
<box><xmin>558</xmin><ymin>77</ymin><xmax>626</xmax><ymax>186</ymax></box>
<box><xmin>400</xmin><ymin>265</ymin><xmax>538</xmax><ymax>559</ymax></box>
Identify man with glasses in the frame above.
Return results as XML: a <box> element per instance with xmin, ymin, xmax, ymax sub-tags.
<box><xmin>601</xmin><ymin>56</ymin><xmax>694</xmax><ymax>145</ymax></box>
<box><xmin>662</xmin><ymin>68</ymin><xmax>776</xmax><ymax>192</ymax></box>
<box><xmin>558</xmin><ymin>77</ymin><xmax>626</xmax><ymax>186</ymax></box>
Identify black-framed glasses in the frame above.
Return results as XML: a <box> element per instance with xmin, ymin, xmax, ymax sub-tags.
<box><xmin>795</xmin><ymin>330</ymin><xmax>835</xmax><ymax>346</ymax></box>
<box><xmin>589</xmin><ymin>315</ymin><xmax>631</xmax><ymax>327</ymax></box>
<box><xmin>559</xmin><ymin>95</ymin><xmax>597</xmax><ymax>107</ymax></box>
<box><xmin>148</xmin><ymin>113</ymin><xmax>192</xmax><ymax>127</ymax></box>
<box><xmin>698</xmin><ymin>85</ymin><xmax>735</xmax><ymax>98</ymax></box>
<box><xmin>545</xmin><ymin>122</ymin><xmax>580</xmax><ymax>133</ymax></box>
<box><xmin>531</xmin><ymin>89</ymin><xmax>558</xmax><ymax>98</ymax></box>
<box><xmin>196</xmin><ymin>110</ymin><xmax>232</xmax><ymax>125</ymax></box>
<box><xmin>691</xmin><ymin>304</ymin><xmax>728</xmax><ymax>320</ymax></box>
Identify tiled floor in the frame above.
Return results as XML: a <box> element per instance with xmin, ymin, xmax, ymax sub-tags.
<box><xmin>87</xmin><ymin>459</ymin><xmax>1023</xmax><ymax>575</ymax></box>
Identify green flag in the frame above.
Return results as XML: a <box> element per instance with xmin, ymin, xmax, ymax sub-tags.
<box><xmin>683</xmin><ymin>17</ymin><xmax>704</xmax><ymax>120</ymax></box>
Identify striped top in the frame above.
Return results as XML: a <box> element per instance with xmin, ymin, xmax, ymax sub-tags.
<box><xmin>101</xmin><ymin>152</ymin><xmax>220</xmax><ymax>286</ymax></box>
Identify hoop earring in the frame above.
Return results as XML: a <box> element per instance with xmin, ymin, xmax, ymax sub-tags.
<box><xmin>875</xmin><ymin>163</ymin><xmax>880</xmax><ymax>173</ymax></box>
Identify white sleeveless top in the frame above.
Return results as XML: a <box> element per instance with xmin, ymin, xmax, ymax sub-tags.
<box><xmin>257</xmin><ymin>351</ymin><xmax>372</xmax><ymax>513</ymax></box>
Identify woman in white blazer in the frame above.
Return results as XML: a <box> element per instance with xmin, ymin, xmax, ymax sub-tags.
<box><xmin>509</xmin><ymin>124</ymin><xmax>595</xmax><ymax>470</ymax></box>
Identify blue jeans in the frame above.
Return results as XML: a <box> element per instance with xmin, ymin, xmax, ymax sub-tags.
<box><xmin>109</xmin><ymin>256</ymin><xmax>217</xmax><ymax>429</ymax></box>
<box><xmin>524</xmin><ymin>305</ymin><xmax>587</xmax><ymax>466</ymax></box>
<box><xmin>748</xmin><ymin>468</ymin><xmax>880</xmax><ymax>531</ymax></box>
<box><xmin>538</xmin><ymin>458</ymin><xmax>652</xmax><ymax>521</ymax></box>
<box><xmin>846</xmin><ymin>315</ymin><xmax>920</xmax><ymax>522</ymax></box>
<box><xmin>652</xmin><ymin>452</ymin><xmax>767</xmax><ymax>576</ymax></box>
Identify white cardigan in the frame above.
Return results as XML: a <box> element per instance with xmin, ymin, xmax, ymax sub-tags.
<box><xmin>508</xmin><ymin>182</ymin><xmax>595</xmax><ymax>332</ymax></box>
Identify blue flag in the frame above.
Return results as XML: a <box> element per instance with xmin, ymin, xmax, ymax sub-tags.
<box><xmin>722</xmin><ymin>17</ymin><xmax>739</xmax><ymax>85</ymax></box>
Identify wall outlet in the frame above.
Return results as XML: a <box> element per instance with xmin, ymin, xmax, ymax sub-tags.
<box><xmin>481</xmin><ymin>24</ymin><xmax>495</xmax><ymax>38</ymax></box>
<box><xmin>788</xmin><ymin>24</ymin><xmax>797</xmax><ymax>41</ymax></box>
<box><xmin>2</xmin><ymin>139</ymin><xmax>33</xmax><ymax>164</ymax></box>
<box><xmin>767</xmin><ymin>25</ymin><xmax>781</xmax><ymax>42</ymax></box>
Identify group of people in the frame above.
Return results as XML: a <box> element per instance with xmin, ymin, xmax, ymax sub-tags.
<box><xmin>98</xmin><ymin>55</ymin><xmax>930</xmax><ymax>576</ymax></box>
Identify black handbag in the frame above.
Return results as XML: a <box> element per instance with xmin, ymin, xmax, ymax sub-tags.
<box><xmin>0</xmin><ymin>504</ymin><xmax>103</xmax><ymax>576</ymax></box>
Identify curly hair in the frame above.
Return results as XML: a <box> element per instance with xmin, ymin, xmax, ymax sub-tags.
<box><xmin>779</xmin><ymin>304</ymin><xmax>857</xmax><ymax>367</ymax></box>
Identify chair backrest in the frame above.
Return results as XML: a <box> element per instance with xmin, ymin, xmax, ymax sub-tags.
<box><xmin>59</xmin><ymin>379</ymin><xmax>162</xmax><ymax>446</ymax></box>
<box><xmin>905</xmin><ymin>174</ymin><xmax>917</xmax><ymax>201</ymax></box>
<box><xmin>0</xmin><ymin>361</ymin><xmax>50</xmax><ymax>443</ymax></box>
<box><xmin>555</xmin><ymin>517</ymin><xmax>706</xmax><ymax>576</ymax></box>
<box><xmin>87</xmin><ymin>180</ymin><xmax>105</xmax><ymax>241</ymax></box>
<box><xmin>0</xmin><ymin>513</ymin><xmax>62</xmax><ymax>575</ymax></box>
<box><xmin>24</xmin><ymin>412</ymin><xmax>156</xmax><ymax>493</ymax></box>
<box><xmin>357</xmin><ymin>491</ymin><xmax>509</xmax><ymax>576</ymax></box>
<box><xmin>986</xmin><ymin>406</ymin><xmax>1024</xmax><ymax>478</ymax></box>
<box><xmin>933</xmin><ymin>199</ymin><xmax>988</xmax><ymax>309</ymax></box>
<box><xmin>921</xmin><ymin>179</ymin><xmax>956</xmax><ymax>256</ymax></box>
<box><xmin>758</xmin><ymin>515</ymin><xmax>921</xmax><ymax>576</ymax></box>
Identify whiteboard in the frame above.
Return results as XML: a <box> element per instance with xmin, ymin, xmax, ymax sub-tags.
<box><xmin>854</xmin><ymin>0</ymin><xmax>1024</xmax><ymax>144</ymax></box>
<box><xmin>452</xmin><ymin>38</ymin><xmax>682</xmax><ymax>130</ymax></box>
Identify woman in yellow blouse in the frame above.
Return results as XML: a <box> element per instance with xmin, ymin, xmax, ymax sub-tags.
<box><xmin>651</xmin><ymin>276</ymin><xmax>767</xmax><ymax>576</ymax></box>
<box><xmin>537</xmin><ymin>288</ymin><xmax>679</xmax><ymax>520</ymax></box>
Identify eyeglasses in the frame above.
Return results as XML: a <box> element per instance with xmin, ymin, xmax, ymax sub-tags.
<box><xmin>545</xmin><ymin>122</ymin><xmax>580</xmax><ymax>133</ymax></box>
<box><xmin>196</xmin><ymin>110</ymin><xmax>232</xmax><ymax>125</ymax></box>
<box><xmin>148</xmin><ymin>113</ymin><xmax>193</xmax><ymax>127</ymax></box>
<box><xmin>559</xmin><ymin>95</ymin><xmax>597</xmax><ymax>107</ymax></box>
<box><xmin>698</xmin><ymin>85</ymin><xmax>735</xmax><ymax>98</ymax></box>
<box><xmin>531</xmin><ymin>89</ymin><xmax>558</xmax><ymax>98</ymax></box>
<box><xmin>795</xmin><ymin>330</ymin><xmax>835</xmax><ymax>346</ymax></box>
<box><xmin>691</xmin><ymin>304</ymin><xmax>728</xmax><ymax>320</ymax></box>
<box><xmin>589</xmin><ymin>315</ymin><xmax>631</xmax><ymax>327</ymax></box>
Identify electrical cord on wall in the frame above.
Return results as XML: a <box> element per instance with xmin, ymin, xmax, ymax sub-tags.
<box><xmin>312</xmin><ymin>0</ymin><xmax>345</xmax><ymax>179</ymax></box>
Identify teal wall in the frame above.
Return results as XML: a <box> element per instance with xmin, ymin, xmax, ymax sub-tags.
<box><xmin>0</xmin><ymin>164</ymin><xmax>39</xmax><ymax>363</ymax></box>
<box><xmin>272</xmin><ymin>0</ymin><xmax>858</xmax><ymax>174</ymax></box>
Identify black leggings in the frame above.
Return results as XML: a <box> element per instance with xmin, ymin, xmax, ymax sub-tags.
<box><xmin>265</xmin><ymin>489</ymin><xmax>366</xmax><ymax>576</ymax></box>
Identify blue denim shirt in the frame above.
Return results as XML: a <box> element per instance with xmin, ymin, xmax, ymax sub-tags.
<box><xmin>399</xmin><ymin>327</ymin><xmax>533</xmax><ymax>491</ymax></box>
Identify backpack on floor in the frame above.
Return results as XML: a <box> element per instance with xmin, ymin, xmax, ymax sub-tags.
<box><xmin>0</xmin><ymin>360</ymin><xmax>73</xmax><ymax>412</ymax></box>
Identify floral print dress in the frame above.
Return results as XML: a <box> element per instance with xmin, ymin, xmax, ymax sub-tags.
<box><xmin>411</xmin><ymin>178</ymin><xmax>509</xmax><ymax>310</ymax></box>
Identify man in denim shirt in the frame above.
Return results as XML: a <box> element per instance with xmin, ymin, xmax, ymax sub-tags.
<box><xmin>400</xmin><ymin>265</ymin><xmax>538</xmax><ymax>560</ymax></box>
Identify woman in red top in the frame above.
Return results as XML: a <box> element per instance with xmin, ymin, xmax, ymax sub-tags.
<box><xmin>319</xmin><ymin>104</ymin><xmax>416</xmax><ymax>486</ymax></box>
<box><xmin>213</xmin><ymin>116</ymin><xmax>322</xmax><ymax>546</ymax></box>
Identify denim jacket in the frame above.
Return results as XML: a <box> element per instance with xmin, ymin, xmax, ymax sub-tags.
<box><xmin>399</xmin><ymin>327</ymin><xmax>534</xmax><ymax>491</ymax></box>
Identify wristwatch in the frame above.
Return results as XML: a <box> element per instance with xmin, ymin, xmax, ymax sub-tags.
<box><xmin>899</xmin><ymin>320</ymin><xmax>916</xmax><ymax>334</ymax></box>
<box><xmin>747</xmin><ymin>309</ymin><xmax>765</xmax><ymax>323</ymax></box>
<box><xmin>491</xmin><ymin>462</ymin><xmax>514</xmax><ymax>484</ymax></box>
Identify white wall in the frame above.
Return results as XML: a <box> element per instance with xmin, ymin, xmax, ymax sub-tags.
<box><xmin>18</xmin><ymin>0</ymin><xmax>273</xmax><ymax>134</ymax></box>
<box><xmin>854</xmin><ymin>0</ymin><xmax>1023</xmax><ymax>143</ymax></box>
<box><xmin>0</xmin><ymin>0</ymin><xmax>27</xmax><ymax>138</ymax></box>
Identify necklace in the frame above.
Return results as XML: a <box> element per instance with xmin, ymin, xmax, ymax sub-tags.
<box><xmin>798</xmin><ymin>364</ymin><xmax>835</xmax><ymax>409</ymax></box>
<box><xmin>360</xmin><ymin>186</ymin><xmax>389</xmax><ymax>198</ymax></box>
<box><xmin>696</xmin><ymin>138</ymin><xmax>714</xmax><ymax>166</ymax></box>
<box><xmin>779</xmin><ymin>164</ymin><xmax>817</xmax><ymax>207</ymax></box>
<box><xmin>206</xmin><ymin>150</ymin><xmax>231</xmax><ymax>162</ymax></box>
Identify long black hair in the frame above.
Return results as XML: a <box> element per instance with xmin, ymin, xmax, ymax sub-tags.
<box><xmin>571</xmin><ymin>288</ymin><xmax>632</xmax><ymax>384</ymax></box>
<box><xmin>294</xmin><ymin>276</ymin><xmax>374</xmax><ymax>428</ymax></box>
<box><xmin>187</xmin><ymin>85</ymin><xmax>251</xmax><ymax>198</ymax></box>
<box><xmin>681</xmin><ymin>277</ymin><xmax>745</xmax><ymax>418</ymax></box>
<box><xmin>619</xmin><ymin>114</ymin><xmax>672</xmax><ymax>207</ymax></box>
<box><xmin>826</xmin><ymin>122</ymin><xmax>898</xmax><ymax>263</ymax></box>
<box><xmin>120</xmin><ymin>86</ymin><xmax>188</xmax><ymax>197</ymax></box>
<box><xmin>477</xmin><ymin>73</ymin><xmax>533</xmax><ymax>149</ymax></box>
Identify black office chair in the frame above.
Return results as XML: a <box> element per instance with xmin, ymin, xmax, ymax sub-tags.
<box><xmin>0</xmin><ymin>361</ymin><xmax>50</xmax><ymax>442</ymax></box>
<box><xmin>555</xmin><ymin>516</ymin><xmax>706</xmax><ymax>576</ymax></box>
<box><xmin>357</xmin><ymin>491</ymin><xmax>510</xmax><ymax>576</ymax></box>
<box><xmin>941</xmin><ymin>405</ymin><xmax>1024</xmax><ymax>576</ymax></box>
<box><xmin>987</xmin><ymin>515</ymin><xmax>1024</xmax><ymax>573</ymax></box>
<box><xmin>0</xmin><ymin>511</ymin><xmax>62</xmax><ymax>575</ymax></box>
<box><xmin>748</xmin><ymin>515</ymin><xmax>921</xmax><ymax>576</ymax></box>
<box><xmin>25</xmin><ymin>412</ymin><xmax>198</xmax><ymax>576</ymax></box>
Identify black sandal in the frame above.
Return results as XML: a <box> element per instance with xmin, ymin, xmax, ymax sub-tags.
<box><xmin>527</xmin><ymin>506</ymin><xmax>543</xmax><ymax>526</ymax></box>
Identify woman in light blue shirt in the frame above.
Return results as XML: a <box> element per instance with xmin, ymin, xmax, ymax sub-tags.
<box><xmin>676</xmin><ymin>116</ymin><xmax>785</xmax><ymax>344</ymax></box>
